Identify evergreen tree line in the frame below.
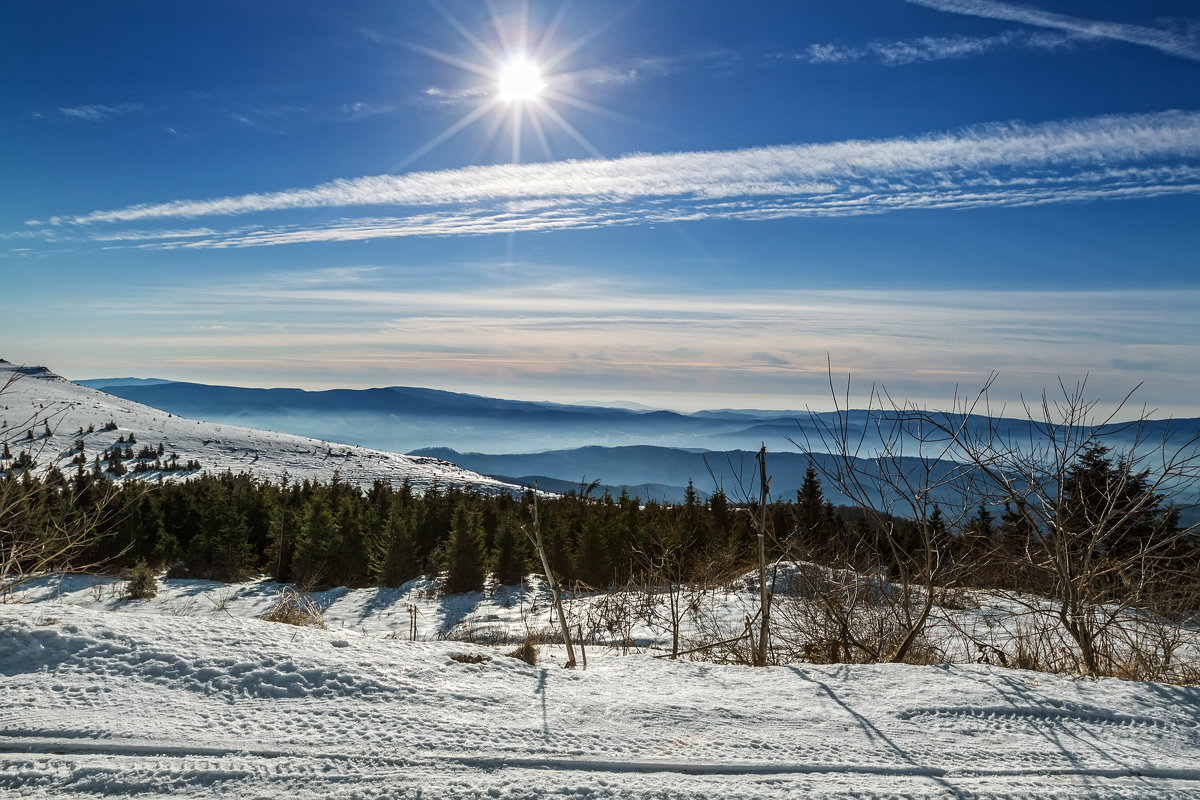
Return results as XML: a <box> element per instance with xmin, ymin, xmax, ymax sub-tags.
<box><xmin>3</xmin><ymin>446</ymin><xmax>1194</xmax><ymax>600</ymax></box>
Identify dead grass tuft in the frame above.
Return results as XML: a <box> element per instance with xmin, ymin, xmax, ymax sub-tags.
<box><xmin>506</xmin><ymin>638</ymin><xmax>539</xmax><ymax>666</ymax></box>
<box><xmin>261</xmin><ymin>587</ymin><xmax>326</xmax><ymax>629</ymax></box>
<box><xmin>450</xmin><ymin>653</ymin><xmax>490</xmax><ymax>664</ymax></box>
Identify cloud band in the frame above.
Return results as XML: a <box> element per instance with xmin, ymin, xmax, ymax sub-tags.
<box><xmin>33</xmin><ymin>110</ymin><xmax>1200</xmax><ymax>249</ymax></box>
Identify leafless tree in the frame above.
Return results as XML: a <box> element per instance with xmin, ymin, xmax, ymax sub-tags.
<box><xmin>789</xmin><ymin>370</ymin><xmax>982</xmax><ymax>664</ymax></box>
<box><xmin>911</xmin><ymin>375</ymin><xmax>1200</xmax><ymax>677</ymax></box>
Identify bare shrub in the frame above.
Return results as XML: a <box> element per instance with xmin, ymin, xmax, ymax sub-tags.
<box><xmin>771</xmin><ymin>562</ymin><xmax>944</xmax><ymax>665</ymax></box>
<box><xmin>261</xmin><ymin>587</ymin><xmax>326</xmax><ymax>628</ymax></box>
<box><xmin>581</xmin><ymin>585</ymin><xmax>642</xmax><ymax>653</ymax></box>
<box><xmin>790</xmin><ymin>373</ymin><xmax>976</xmax><ymax>665</ymax></box>
<box><xmin>160</xmin><ymin>597</ymin><xmax>198</xmax><ymax>617</ymax></box>
<box><xmin>915</xmin><ymin>377</ymin><xmax>1200</xmax><ymax>678</ymax></box>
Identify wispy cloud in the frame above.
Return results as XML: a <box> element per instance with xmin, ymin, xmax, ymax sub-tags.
<box><xmin>54</xmin><ymin>103</ymin><xmax>144</xmax><ymax>122</ymax></box>
<box><xmin>34</xmin><ymin>110</ymin><xmax>1200</xmax><ymax>249</ymax></box>
<box><xmin>74</xmin><ymin>271</ymin><xmax>1200</xmax><ymax>412</ymax></box>
<box><xmin>906</xmin><ymin>0</ymin><xmax>1200</xmax><ymax>62</ymax></box>
<box><xmin>420</xmin><ymin>85</ymin><xmax>492</xmax><ymax>108</ymax></box>
<box><xmin>420</xmin><ymin>52</ymin><xmax>733</xmax><ymax>108</ymax></box>
<box><xmin>796</xmin><ymin>29</ymin><xmax>1073</xmax><ymax>66</ymax></box>
<box><xmin>562</xmin><ymin>52</ymin><xmax>737</xmax><ymax>86</ymax></box>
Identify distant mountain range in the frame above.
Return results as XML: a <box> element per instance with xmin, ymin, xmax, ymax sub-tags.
<box><xmin>78</xmin><ymin>378</ymin><xmax>770</xmax><ymax>454</ymax></box>
<box><xmin>82</xmin><ymin>376</ymin><xmax>1198</xmax><ymax>455</ymax></box>
<box><xmin>73</xmin><ymin>373</ymin><xmax>1200</xmax><ymax>505</ymax></box>
<box><xmin>411</xmin><ymin>445</ymin><xmax>960</xmax><ymax>506</ymax></box>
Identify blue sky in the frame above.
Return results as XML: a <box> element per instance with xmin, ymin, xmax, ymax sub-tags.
<box><xmin>3</xmin><ymin>0</ymin><xmax>1199</xmax><ymax>415</ymax></box>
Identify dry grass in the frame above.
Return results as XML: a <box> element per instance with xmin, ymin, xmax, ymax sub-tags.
<box><xmin>449</xmin><ymin>653</ymin><xmax>490</xmax><ymax>664</ymax></box>
<box><xmin>506</xmin><ymin>638</ymin><xmax>539</xmax><ymax>665</ymax></box>
<box><xmin>261</xmin><ymin>587</ymin><xmax>326</xmax><ymax>629</ymax></box>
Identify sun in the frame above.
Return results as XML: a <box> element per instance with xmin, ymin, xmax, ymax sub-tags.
<box><xmin>400</xmin><ymin>4</ymin><xmax>624</xmax><ymax>170</ymax></box>
<box><xmin>497</xmin><ymin>56</ymin><xmax>545</xmax><ymax>102</ymax></box>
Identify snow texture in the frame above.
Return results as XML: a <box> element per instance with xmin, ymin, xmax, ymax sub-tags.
<box><xmin>3</xmin><ymin>576</ymin><xmax>1200</xmax><ymax>798</ymax></box>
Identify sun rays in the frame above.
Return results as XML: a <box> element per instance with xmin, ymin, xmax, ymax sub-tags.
<box><xmin>401</xmin><ymin>1</ymin><xmax>612</xmax><ymax>168</ymax></box>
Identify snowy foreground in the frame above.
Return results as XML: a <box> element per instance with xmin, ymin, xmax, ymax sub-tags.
<box><xmin>4</xmin><ymin>579</ymin><xmax>1200</xmax><ymax>798</ymax></box>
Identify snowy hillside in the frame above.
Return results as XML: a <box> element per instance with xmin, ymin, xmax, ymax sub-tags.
<box><xmin>4</xmin><ymin>591</ymin><xmax>1200</xmax><ymax>798</ymax></box>
<box><xmin>0</xmin><ymin>360</ymin><xmax>523</xmax><ymax>494</ymax></box>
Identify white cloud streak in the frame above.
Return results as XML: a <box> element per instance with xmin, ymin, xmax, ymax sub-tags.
<box><xmin>37</xmin><ymin>110</ymin><xmax>1200</xmax><ymax>249</ymax></box>
<box><xmin>798</xmin><ymin>29</ymin><xmax>1073</xmax><ymax>66</ymax></box>
<box><xmin>56</xmin><ymin>103</ymin><xmax>144</xmax><ymax>122</ymax></box>
<box><xmin>906</xmin><ymin>0</ymin><xmax>1200</xmax><ymax>61</ymax></box>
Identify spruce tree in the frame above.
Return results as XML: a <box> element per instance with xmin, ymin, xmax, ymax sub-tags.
<box><xmin>443</xmin><ymin>503</ymin><xmax>486</xmax><ymax>593</ymax></box>
<box><xmin>574</xmin><ymin>513</ymin><xmax>612</xmax><ymax>588</ymax></box>
<box><xmin>795</xmin><ymin>466</ymin><xmax>825</xmax><ymax>543</ymax></box>
<box><xmin>492</xmin><ymin>513</ymin><xmax>526</xmax><ymax>586</ymax></box>
<box><xmin>373</xmin><ymin>504</ymin><xmax>418</xmax><ymax>586</ymax></box>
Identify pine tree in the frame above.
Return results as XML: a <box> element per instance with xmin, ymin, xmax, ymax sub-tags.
<box><xmin>1056</xmin><ymin>444</ymin><xmax>1177</xmax><ymax>561</ymax></box>
<box><xmin>795</xmin><ymin>466</ymin><xmax>825</xmax><ymax>544</ymax></box>
<box><xmin>291</xmin><ymin>498</ymin><xmax>337</xmax><ymax>588</ymax></box>
<box><xmin>443</xmin><ymin>503</ymin><xmax>486</xmax><ymax>593</ymax></box>
<box><xmin>966</xmin><ymin>503</ymin><xmax>994</xmax><ymax>537</ymax></box>
<box><xmin>574</xmin><ymin>512</ymin><xmax>612</xmax><ymax>588</ymax></box>
<box><xmin>372</xmin><ymin>504</ymin><xmax>418</xmax><ymax>586</ymax></box>
<box><xmin>492</xmin><ymin>513</ymin><xmax>526</xmax><ymax>586</ymax></box>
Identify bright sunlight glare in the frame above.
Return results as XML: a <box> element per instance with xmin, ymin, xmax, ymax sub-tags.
<box><xmin>497</xmin><ymin>56</ymin><xmax>545</xmax><ymax>102</ymax></box>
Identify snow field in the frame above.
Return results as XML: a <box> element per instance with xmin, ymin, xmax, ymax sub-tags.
<box><xmin>4</xmin><ymin>577</ymin><xmax>1200</xmax><ymax>798</ymax></box>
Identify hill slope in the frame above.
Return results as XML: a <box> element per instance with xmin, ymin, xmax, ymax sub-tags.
<box><xmin>1</xmin><ymin>360</ymin><xmax>523</xmax><ymax>494</ymax></box>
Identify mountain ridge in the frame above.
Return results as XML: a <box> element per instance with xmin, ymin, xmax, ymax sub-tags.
<box><xmin>78</xmin><ymin>374</ymin><xmax>1200</xmax><ymax>460</ymax></box>
<box><xmin>2</xmin><ymin>361</ymin><xmax>525</xmax><ymax>495</ymax></box>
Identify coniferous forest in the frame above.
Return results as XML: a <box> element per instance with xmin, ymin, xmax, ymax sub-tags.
<box><xmin>6</xmin><ymin>452</ymin><xmax>1193</xmax><ymax>605</ymax></box>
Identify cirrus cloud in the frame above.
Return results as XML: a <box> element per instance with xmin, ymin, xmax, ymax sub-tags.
<box><xmin>25</xmin><ymin>110</ymin><xmax>1200</xmax><ymax>250</ymax></box>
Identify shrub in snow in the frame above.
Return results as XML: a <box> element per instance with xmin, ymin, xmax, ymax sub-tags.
<box><xmin>125</xmin><ymin>561</ymin><xmax>158</xmax><ymax>600</ymax></box>
<box><xmin>261</xmin><ymin>587</ymin><xmax>326</xmax><ymax>629</ymax></box>
<box><xmin>506</xmin><ymin>638</ymin><xmax>539</xmax><ymax>666</ymax></box>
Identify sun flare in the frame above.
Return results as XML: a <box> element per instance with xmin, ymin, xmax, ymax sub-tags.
<box><xmin>497</xmin><ymin>56</ymin><xmax>545</xmax><ymax>102</ymax></box>
<box><xmin>403</xmin><ymin>5</ymin><xmax>612</xmax><ymax>168</ymax></box>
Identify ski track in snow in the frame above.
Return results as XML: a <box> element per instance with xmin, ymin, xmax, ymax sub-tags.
<box><xmin>3</xmin><ymin>600</ymin><xmax>1200</xmax><ymax>798</ymax></box>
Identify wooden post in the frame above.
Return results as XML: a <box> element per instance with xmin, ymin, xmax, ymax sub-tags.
<box><xmin>525</xmin><ymin>487</ymin><xmax>577</xmax><ymax>668</ymax></box>
<box><xmin>755</xmin><ymin>445</ymin><xmax>772</xmax><ymax>667</ymax></box>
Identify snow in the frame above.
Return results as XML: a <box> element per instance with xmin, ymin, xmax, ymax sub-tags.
<box><xmin>0</xmin><ymin>360</ymin><xmax>526</xmax><ymax>495</ymax></box>
<box><xmin>4</xmin><ymin>576</ymin><xmax>1200</xmax><ymax>798</ymax></box>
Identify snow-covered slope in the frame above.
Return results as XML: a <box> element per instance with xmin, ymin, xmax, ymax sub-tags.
<box><xmin>0</xmin><ymin>360</ymin><xmax>523</xmax><ymax>494</ymax></box>
<box><xmin>3</xmin><ymin>597</ymin><xmax>1200</xmax><ymax>798</ymax></box>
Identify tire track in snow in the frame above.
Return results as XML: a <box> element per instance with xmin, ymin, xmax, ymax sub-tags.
<box><xmin>5</xmin><ymin>733</ymin><xmax>1200</xmax><ymax>783</ymax></box>
<box><xmin>898</xmin><ymin>705</ymin><xmax>1194</xmax><ymax>731</ymax></box>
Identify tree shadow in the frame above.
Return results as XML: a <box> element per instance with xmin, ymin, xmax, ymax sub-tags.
<box><xmin>914</xmin><ymin>664</ymin><xmax>1164</xmax><ymax>792</ymax></box>
<box><xmin>786</xmin><ymin>665</ymin><xmax>956</xmax><ymax>792</ymax></box>
<box><xmin>436</xmin><ymin>591</ymin><xmax>484</xmax><ymax>635</ymax></box>
<box><xmin>354</xmin><ymin>586</ymin><xmax>405</xmax><ymax>623</ymax></box>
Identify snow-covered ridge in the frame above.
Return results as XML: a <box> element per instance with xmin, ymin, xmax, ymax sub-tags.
<box><xmin>0</xmin><ymin>360</ymin><xmax>524</xmax><ymax>494</ymax></box>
